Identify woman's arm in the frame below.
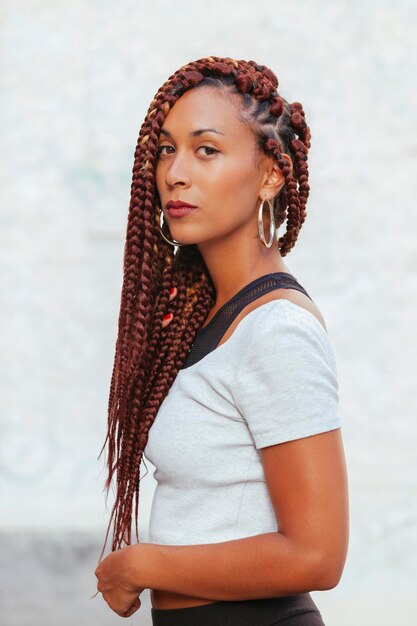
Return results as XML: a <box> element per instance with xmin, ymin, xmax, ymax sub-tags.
<box><xmin>127</xmin><ymin>428</ymin><xmax>349</xmax><ymax>601</ymax></box>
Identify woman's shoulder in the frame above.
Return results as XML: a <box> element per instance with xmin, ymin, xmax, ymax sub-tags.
<box><xmin>215</xmin><ymin>287</ymin><xmax>333</xmax><ymax>365</ymax></box>
<box><xmin>256</xmin><ymin>288</ymin><xmax>327</xmax><ymax>332</ymax></box>
<box><xmin>230</xmin><ymin>288</ymin><xmax>328</xmax><ymax>343</ymax></box>
<box><xmin>230</xmin><ymin>289</ymin><xmax>335</xmax><ymax>366</ymax></box>
<box><xmin>232</xmin><ymin>290</ymin><xmax>341</xmax><ymax>449</ymax></box>
<box><xmin>231</xmin><ymin>292</ymin><xmax>339</xmax><ymax>392</ymax></box>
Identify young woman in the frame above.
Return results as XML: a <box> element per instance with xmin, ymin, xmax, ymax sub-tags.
<box><xmin>94</xmin><ymin>56</ymin><xmax>349</xmax><ymax>625</ymax></box>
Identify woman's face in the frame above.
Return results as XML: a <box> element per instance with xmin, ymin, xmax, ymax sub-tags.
<box><xmin>155</xmin><ymin>86</ymin><xmax>279</xmax><ymax>248</ymax></box>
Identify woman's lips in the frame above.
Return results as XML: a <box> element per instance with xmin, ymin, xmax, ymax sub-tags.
<box><xmin>167</xmin><ymin>206</ymin><xmax>197</xmax><ymax>218</ymax></box>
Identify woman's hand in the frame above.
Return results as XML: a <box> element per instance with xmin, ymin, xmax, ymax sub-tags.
<box><xmin>94</xmin><ymin>545</ymin><xmax>145</xmax><ymax>618</ymax></box>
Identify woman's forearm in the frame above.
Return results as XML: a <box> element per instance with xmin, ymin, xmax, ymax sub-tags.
<box><xmin>129</xmin><ymin>532</ymin><xmax>334</xmax><ymax>602</ymax></box>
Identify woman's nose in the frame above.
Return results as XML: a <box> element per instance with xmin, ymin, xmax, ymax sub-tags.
<box><xmin>165</xmin><ymin>152</ymin><xmax>191</xmax><ymax>187</ymax></box>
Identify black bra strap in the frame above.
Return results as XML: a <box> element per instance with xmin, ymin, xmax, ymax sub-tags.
<box><xmin>181</xmin><ymin>272</ymin><xmax>312</xmax><ymax>370</ymax></box>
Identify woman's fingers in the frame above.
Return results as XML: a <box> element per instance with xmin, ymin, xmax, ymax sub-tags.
<box><xmin>124</xmin><ymin>596</ymin><xmax>141</xmax><ymax>617</ymax></box>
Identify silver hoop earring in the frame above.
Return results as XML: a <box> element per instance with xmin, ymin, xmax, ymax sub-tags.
<box><xmin>157</xmin><ymin>206</ymin><xmax>187</xmax><ymax>247</ymax></box>
<box><xmin>258</xmin><ymin>197</ymin><xmax>276</xmax><ymax>248</ymax></box>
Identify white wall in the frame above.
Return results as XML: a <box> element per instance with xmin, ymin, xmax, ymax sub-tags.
<box><xmin>1</xmin><ymin>1</ymin><xmax>416</xmax><ymax>624</ymax></box>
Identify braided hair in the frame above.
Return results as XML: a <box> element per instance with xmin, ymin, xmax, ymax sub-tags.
<box><xmin>97</xmin><ymin>56</ymin><xmax>312</xmax><ymax>561</ymax></box>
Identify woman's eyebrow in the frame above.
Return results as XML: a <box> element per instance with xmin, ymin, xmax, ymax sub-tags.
<box><xmin>160</xmin><ymin>127</ymin><xmax>226</xmax><ymax>138</ymax></box>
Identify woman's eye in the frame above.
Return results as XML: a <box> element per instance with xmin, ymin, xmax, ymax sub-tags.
<box><xmin>197</xmin><ymin>146</ymin><xmax>219</xmax><ymax>156</ymax></box>
<box><xmin>157</xmin><ymin>145</ymin><xmax>174</xmax><ymax>156</ymax></box>
<box><xmin>156</xmin><ymin>145</ymin><xmax>219</xmax><ymax>157</ymax></box>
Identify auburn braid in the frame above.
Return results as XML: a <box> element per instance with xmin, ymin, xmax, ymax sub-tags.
<box><xmin>96</xmin><ymin>56</ymin><xmax>312</xmax><ymax>562</ymax></box>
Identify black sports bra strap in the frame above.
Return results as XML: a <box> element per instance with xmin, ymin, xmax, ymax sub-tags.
<box><xmin>181</xmin><ymin>272</ymin><xmax>312</xmax><ymax>370</ymax></box>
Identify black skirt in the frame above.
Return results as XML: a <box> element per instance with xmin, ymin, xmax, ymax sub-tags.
<box><xmin>151</xmin><ymin>592</ymin><xmax>326</xmax><ymax>625</ymax></box>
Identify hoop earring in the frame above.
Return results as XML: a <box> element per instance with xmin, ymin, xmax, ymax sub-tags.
<box><xmin>258</xmin><ymin>197</ymin><xmax>276</xmax><ymax>248</ymax></box>
<box><xmin>157</xmin><ymin>206</ymin><xmax>187</xmax><ymax>247</ymax></box>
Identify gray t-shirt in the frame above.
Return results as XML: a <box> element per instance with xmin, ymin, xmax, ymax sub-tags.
<box><xmin>143</xmin><ymin>299</ymin><xmax>342</xmax><ymax>546</ymax></box>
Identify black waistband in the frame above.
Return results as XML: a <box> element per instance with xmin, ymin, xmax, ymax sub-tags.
<box><xmin>151</xmin><ymin>592</ymin><xmax>322</xmax><ymax>626</ymax></box>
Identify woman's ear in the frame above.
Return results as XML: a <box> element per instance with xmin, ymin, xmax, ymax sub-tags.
<box><xmin>259</xmin><ymin>153</ymin><xmax>293</xmax><ymax>199</ymax></box>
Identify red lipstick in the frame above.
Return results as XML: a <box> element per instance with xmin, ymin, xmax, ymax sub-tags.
<box><xmin>166</xmin><ymin>200</ymin><xmax>197</xmax><ymax>218</ymax></box>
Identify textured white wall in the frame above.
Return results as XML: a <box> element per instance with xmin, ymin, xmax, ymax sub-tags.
<box><xmin>1</xmin><ymin>1</ymin><xmax>416</xmax><ymax>624</ymax></box>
